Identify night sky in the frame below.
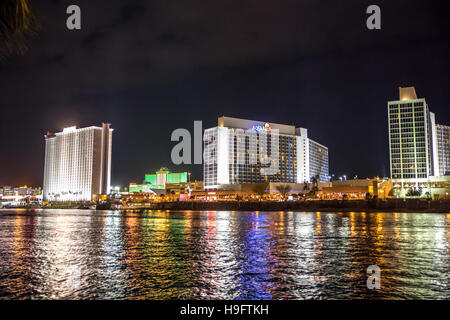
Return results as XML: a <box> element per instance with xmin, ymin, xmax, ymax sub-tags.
<box><xmin>0</xmin><ymin>0</ymin><xmax>449</xmax><ymax>187</ymax></box>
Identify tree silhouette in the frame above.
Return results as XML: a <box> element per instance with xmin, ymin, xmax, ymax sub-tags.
<box><xmin>303</xmin><ymin>181</ymin><xmax>309</xmax><ymax>191</ymax></box>
<box><xmin>0</xmin><ymin>0</ymin><xmax>39</xmax><ymax>59</ymax></box>
<box><xmin>308</xmin><ymin>174</ymin><xmax>319</xmax><ymax>198</ymax></box>
<box><xmin>276</xmin><ymin>184</ymin><xmax>291</xmax><ymax>201</ymax></box>
<box><xmin>252</xmin><ymin>183</ymin><xmax>268</xmax><ymax>201</ymax></box>
<box><xmin>406</xmin><ymin>188</ymin><xmax>422</xmax><ymax>197</ymax></box>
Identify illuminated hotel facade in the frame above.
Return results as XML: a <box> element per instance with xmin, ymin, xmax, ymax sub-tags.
<box><xmin>436</xmin><ymin>124</ymin><xmax>450</xmax><ymax>176</ymax></box>
<box><xmin>204</xmin><ymin>116</ymin><xmax>329</xmax><ymax>189</ymax></box>
<box><xmin>129</xmin><ymin>168</ymin><xmax>189</xmax><ymax>193</ymax></box>
<box><xmin>388</xmin><ymin>87</ymin><xmax>449</xmax><ymax>191</ymax></box>
<box><xmin>43</xmin><ymin>123</ymin><xmax>113</xmax><ymax>201</ymax></box>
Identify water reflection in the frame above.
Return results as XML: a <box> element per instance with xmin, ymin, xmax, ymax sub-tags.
<box><xmin>0</xmin><ymin>209</ymin><xmax>448</xmax><ymax>300</ymax></box>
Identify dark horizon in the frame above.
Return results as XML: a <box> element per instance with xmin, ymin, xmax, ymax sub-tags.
<box><xmin>0</xmin><ymin>0</ymin><xmax>449</xmax><ymax>187</ymax></box>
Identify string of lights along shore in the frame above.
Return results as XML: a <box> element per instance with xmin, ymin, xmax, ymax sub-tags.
<box><xmin>35</xmin><ymin>86</ymin><xmax>450</xmax><ymax>204</ymax></box>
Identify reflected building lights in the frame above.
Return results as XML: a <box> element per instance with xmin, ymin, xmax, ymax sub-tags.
<box><xmin>0</xmin><ymin>209</ymin><xmax>449</xmax><ymax>299</ymax></box>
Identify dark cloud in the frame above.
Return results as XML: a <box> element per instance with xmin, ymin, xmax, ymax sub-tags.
<box><xmin>0</xmin><ymin>0</ymin><xmax>449</xmax><ymax>186</ymax></box>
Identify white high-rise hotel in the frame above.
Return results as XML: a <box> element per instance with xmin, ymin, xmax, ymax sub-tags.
<box><xmin>388</xmin><ymin>87</ymin><xmax>449</xmax><ymax>189</ymax></box>
<box><xmin>436</xmin><ymin>124</ymin><xmax>450</xmax><ymax>176</ymax></box>
<box><xmin>204</xmin><ymin>116</ymin><xmax>329</xmax><ymax>189</ymax></box>
<box><xmin>43</xmin><ymin>123</ymin><xmax>113</xmax><ymax>201</ymax></box>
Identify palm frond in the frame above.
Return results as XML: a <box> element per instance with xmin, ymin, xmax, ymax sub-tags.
<box><xmin>0</xmin><ymin>0</ymin><xmax>40</xmax><ymax>58</ymax></box>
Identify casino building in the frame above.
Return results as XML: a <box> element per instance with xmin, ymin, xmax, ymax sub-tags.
<box><xmin>388</xmin><ymin>86</ymin><xmax>450</xmax><ymax>193</ymax></box>
<box><xmin>436</xmin><ymin>124</ymin><xmax>450</xmax><ymax>176</ymax></box>
<box><xmin>204</xmin><ymin>116</ymin><xmax>329</xmax><ymax>189</ymax></box>
<box><xmin>388</xmin><ymin>87</ymin><xmax>437</xmax><ymax>181</ymax></box>
<box><xmin>43</xmin><ymin>123</ymin><xmax>113</xmax><ymax>202</ymax></box>
<box><xmin>129</xmin><ymin>168</ymin><xmax>189</xmax><ymax>193</ymax></box>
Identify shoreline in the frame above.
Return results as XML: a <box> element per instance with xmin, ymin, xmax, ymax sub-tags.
<box><xmin>1</xmin><ymin>208</ymin><xmax>448</xmax><ymax>214</ymax></box>
<box><xmin>5</xmin><ymin>199</ymin><xmax>448</xmax><ymax>214</ymax></box>
<box><xmin>133</xmin><ymin>200</ymin><xmax>450</xmax><ymax>213</ymax></box>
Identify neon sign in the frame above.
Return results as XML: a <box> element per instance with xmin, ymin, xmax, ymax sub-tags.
<box><xmin>251</xmin><ymin>123</ymin><xmax>271</xmax><ymax>132</ymax></box>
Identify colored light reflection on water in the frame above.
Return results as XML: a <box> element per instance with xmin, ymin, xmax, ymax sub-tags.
<box><xmin>0</xmin><ymin>209</ymin><xmax>448</xmax><ymax>300</ymax></box>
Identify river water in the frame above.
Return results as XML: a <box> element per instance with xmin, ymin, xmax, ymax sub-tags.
<box><xmin>0</xmin><ymin>209</ymin><xmax>448</xmax><ymax>299</ymax></box>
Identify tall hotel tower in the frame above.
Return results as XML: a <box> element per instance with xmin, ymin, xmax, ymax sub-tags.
<box><xmin>204</xmin><ymin>116</ymin><xmax>329</xmax><ymax>189</ymax></box>
<box><xmin>436</xmin><ymin>124</ymin><xmax>450</xmax><ymax>176</ymax></box>
<box><xmin>388</xmin><ymin>87</ymin><xmax>449</xmax><ymax>189</ymax></box>
<box><xmin>43</xmin><ymin>123</ymin><xmax>113</xmax><ymax>201</ymax></box>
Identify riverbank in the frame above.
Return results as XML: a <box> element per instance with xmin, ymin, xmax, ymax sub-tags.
<box><xmin>125</xmin><ymin>199</ymin><xmax>450</xmax><ymax>213</ymax></box>
<box><xmin>6</xmin><ymin>199</ymin><xmax>448</xmax><ymax>213</ymax></box>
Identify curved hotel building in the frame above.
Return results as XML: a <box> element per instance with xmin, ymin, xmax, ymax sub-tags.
<box><xmin>43</xmin><ymin>123</ymin><xmax>113</xmax><ymax>201</ymax></box>
<box><xmin>204</xmin><ymin>116</ymin><xmax>329</xmax><ymax>189</ymax></box>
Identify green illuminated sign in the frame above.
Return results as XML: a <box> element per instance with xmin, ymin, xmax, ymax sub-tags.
<box><xmin>145</xmin><ymin>174</ymin><xmax>157</xmax><ymax>185</ymax></box>
<box><xmin>129</xmin><ymin>184</ymin><xmax>143</xmax><ymax>193</ymax></box>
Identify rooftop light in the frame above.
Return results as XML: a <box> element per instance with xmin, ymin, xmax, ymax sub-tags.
<box><xmin>62</xmin><ymin>126</ymin><xmax>77</xmax><ymax>133</ymax></box>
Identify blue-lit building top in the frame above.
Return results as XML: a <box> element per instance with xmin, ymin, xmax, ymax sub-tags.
<box><xmin>204</xmin><ymin>116</ymin><xmax>329</xmax><ymax>189</ymax></box>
